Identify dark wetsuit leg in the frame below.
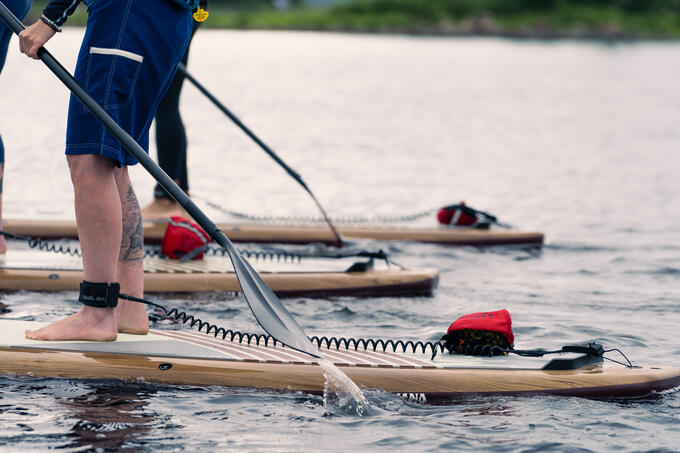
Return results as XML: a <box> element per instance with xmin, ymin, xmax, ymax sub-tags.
<box><xmin>153</xmin><ymin>19</ymin><xmax>201</xmax><ymax>199</ymax></box>
<box><xmin>0</xmin><ymin>0</ymin><xmax>32</xmax><ymax>164</ymax></box>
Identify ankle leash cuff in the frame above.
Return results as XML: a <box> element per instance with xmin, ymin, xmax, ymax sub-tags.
<box><xmin>79</xmin><ymin>281</ymin><xmax>120</xmax><ymax>308</ymax></box>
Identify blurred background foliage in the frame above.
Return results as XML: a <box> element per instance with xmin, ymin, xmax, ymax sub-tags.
<box><xmin>27</xmin><ymin>0</ymin><xmax>680</xmax><ymax>38</ymax></box>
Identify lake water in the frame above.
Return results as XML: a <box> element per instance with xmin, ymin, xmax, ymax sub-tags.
<box><xmin>1</xmin><ymin>30</ymin><xmax>679</xmax><ymax>452</ymax></box>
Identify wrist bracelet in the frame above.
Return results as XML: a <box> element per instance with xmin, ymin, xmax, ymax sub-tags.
<box><xmin>40</xmin><ymin>14</ymin><xmax>62</xmax><ymax>33</ymax></box>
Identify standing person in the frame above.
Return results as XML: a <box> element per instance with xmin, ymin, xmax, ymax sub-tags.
<box><xmin>0</xmin><ymin>0</ymin><xmax>32</xmax><ymax>254</ymax></box>
<box><xmin>17</xmin><ymin>0</ymin><xmax>193</xmax><ymax>341</ymax></box>
<box><xmin>142</xmin><ymin>5</ymin><xmax>205</xmax><ymax>221</ymax></box>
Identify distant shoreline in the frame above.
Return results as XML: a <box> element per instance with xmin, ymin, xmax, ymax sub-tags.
<box><xmin>24</xmin><ymin>3</ymin><xmax>680</xmax><ymax>42</ymax></box>
<box><xmin>194</xmin><ymin>23</ymin><xmax>669</xmax><ymax>42</ymax></box>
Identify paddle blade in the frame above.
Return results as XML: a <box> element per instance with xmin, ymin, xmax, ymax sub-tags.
<box><xmin>215</xmin><ymin>231</ymin><xmax>321</xmax><ymax>358</ymax></box>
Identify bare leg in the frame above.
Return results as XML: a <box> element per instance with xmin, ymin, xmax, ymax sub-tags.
<box><xmin>26</xmin><ymin>155</ymin><xmax>120</xmax><ymax>341</ymax></box>
<box><xmin>0</xmin><ymin>163</ymin><xmax>6</xmax><ymax>254</ymax></box>
<box><xmin>114</xmin><ymin>167</ymin><xmax>148</xmax><ymax>334</ymax></box>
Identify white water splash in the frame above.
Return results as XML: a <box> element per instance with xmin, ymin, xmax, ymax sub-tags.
<box><xmin>317</xmin><ymin>357</ymin><xmax>369</xmax><ymax>416</ymax></box>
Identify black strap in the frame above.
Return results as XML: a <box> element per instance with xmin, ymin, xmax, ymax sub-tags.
<box><xmin>79</xmin><ymin>281</ymin><xmax>120</xmax><ymax>308</ymax></box>
<box><xmin>441</xmin><ymin>204</ymin><xmax>510</xmax><ymax>229</ymax></box>
<box><xmin>442</xmin><ymin>204</ymin><xmax>497</xmax><ymax>222</ymax></box>
<box><xmin>179</xmin><ymin>244</ymin><xmax>209</xmax><ymax>262</ymax></box>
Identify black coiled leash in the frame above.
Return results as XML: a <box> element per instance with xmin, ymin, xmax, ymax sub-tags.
<box><xmin>0</xmin><ymin>230</ymin><xmax>82</xmax><ymax>256</ymax></box>
<box><xmin>0</xmin><ymin>230</ymin><xmax>395</xmax><ymax>268</ymax></box>
<box><xmin>118</xmin><ymin>292</ymin><xmax>446</xmax><ymax>354</ymax></box>
<box><xmin>118</xmin><ymin>293</ymin><xmax>633</xmax><ymax>369</ymax></box>
<box><xmin>0</xmin><ymin>229</ymin><xmax>303</xmax><ymax>263</ymax></box>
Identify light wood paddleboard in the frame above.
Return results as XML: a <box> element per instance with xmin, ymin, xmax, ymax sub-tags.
<box><xmin>0</xmin><ymin>320</ymin><xmax>677</xmax><ymax>401</ymax></box>
<box><xmin>0</xmin><ymin>249</ymin><xmax>438</xmax><ymax>297</ymax></box>
<box><xmin>3</xmin><ymin>218</ymin><xmax>544</xmax><ymax>247</ymax></box>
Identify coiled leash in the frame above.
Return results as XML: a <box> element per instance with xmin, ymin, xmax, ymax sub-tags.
<box><xmin>0</xmin><ymin>229</ymin><xmax>398</xmax><ymax>274</ymax></box>
<box><xmin>115</xmin><ymin>290</ymin><xmax>449</xmax><ymax>354</ymax></box>
<box><xmin>0</xmin><ymin>229</ymin><xmax>302</xmax><ymax>263</ymax></box>
<box><xmin>0</xmin><ymin>230</ymin><xmax>82</xmax><ymax>257</ymax></box>
<box><xmin>197</xmin><ymin>197</ymin><xmax>512</xmax><ymax>229</ymax></box>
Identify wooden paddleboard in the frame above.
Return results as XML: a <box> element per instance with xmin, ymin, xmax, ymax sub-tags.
<box><xmin>0</xmin><ymin>320</ymin><xmax>677</xmax><ymax>401</ymax></box>
<box><xmin>3</xmin><ymin>218</ymin><xmax>544</xmax><ymax>247</ymax></box>
<box><xmin>0</xmin><ymin>250</ymin><xmax>438</xmax><ymax>297</ymax></box>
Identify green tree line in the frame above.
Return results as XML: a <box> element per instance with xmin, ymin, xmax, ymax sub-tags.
<box><xmin>25</xmin><ymin>0</ymin><xmax>680</xmax><ymax>38</ymax></box>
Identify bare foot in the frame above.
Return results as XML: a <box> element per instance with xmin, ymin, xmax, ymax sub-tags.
<box><xmin>25</xmin><ymin>306</ymin><xmax>117</xmax><ymax>341</ymax></box>
<box><xmin>141</xmin><ymin>198</ymin><xmax>187</xmax><ymax>221</ymax></box>
<box><xmin>115</xmin><ymin>300</ymin><xmax>149</xmax><ymax>335</ymax></box>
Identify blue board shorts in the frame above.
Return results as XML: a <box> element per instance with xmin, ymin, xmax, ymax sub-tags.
<box><xmin>0</xmin><ymin>0</ymin><xmax>32</xmax><ymax>164</ymax></box>
<box><xmin>65</xmin><ymin>0</ymin><xmax>192</xmax><ymax>166</ymax></box>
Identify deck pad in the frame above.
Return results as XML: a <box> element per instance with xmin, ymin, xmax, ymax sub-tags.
<box><xmin>0</xmin><ymin>320</ymin><xmax>606</xmax><ymax>370</ymax></box>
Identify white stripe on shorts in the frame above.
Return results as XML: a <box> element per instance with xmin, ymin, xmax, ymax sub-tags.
<box><xmin>90</xmin><ymin>47</ymin><xmax>144</xmax><ymax>63</ymax></box>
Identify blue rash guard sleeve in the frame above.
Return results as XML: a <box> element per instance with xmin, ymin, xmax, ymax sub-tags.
<box><xmin>42</xmin><ymin>0</ymin><xmax>83</xmax><ymax>27</ymax></box>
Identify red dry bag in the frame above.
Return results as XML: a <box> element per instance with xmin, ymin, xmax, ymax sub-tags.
<box><xmin>441</xmin><ymin>309</ymin><xmax>514</xmax><ymax>355</ymax></box>
<box><xmin>161</xmin><ymin>216</ymin><xmax>210</xmax><ymax>260</ymax></box>
<box><xmin>436</xmin><ymin>202</ymin><xmax>491</xmax><ymax>228</ymax></box>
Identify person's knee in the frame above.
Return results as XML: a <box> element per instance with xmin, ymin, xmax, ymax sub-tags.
<box><xmin>67</xmin><ymin>154</ymin><xmax>117</xmax><ymax>187</ymax></box>
<box><xmin>113</xmin><ymin>165</ymin><xmax>131</xmax><ymax>187</ymax></box>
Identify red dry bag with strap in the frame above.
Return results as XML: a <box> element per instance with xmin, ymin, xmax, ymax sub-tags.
<box><xmin>436</xmin><ymin>201</ymin><xmax>491</xmax><ymax>228</ymax></box>
<box><xmin>441</xmin><ymin>309</ymin><xmax>514</xmax><ymax>355</ymax></box>
<box><xmin>161</xmin><ymin>216</ymin><xmax>210</xmax><ymax>260</ymax></box>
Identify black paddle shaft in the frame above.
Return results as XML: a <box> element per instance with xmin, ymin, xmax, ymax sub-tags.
<box><xmin>181</xmin><ymin>64</ymin><xmax>305</xmax><ymax>187</ymax></box>
<box><xmin>0</xmin><ymin>3</ymin><xmax>320</xmax><ymax>358</ymax></box>
<box><xmin>177</xmin><ymin>63</ymin><xmax>345</xmax><ymax>247</ymax></box>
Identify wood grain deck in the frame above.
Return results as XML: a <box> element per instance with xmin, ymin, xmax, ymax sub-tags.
<box><xmin>0</xmin><ymin>250</ymin><xmax>438</xmax><ymax>296</ymax></box>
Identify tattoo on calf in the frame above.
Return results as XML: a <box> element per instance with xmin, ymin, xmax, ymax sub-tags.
<box><xmin>120</xmin><ymin>185</ymin><xmax>144</xmax><ymax>262</ymax></box>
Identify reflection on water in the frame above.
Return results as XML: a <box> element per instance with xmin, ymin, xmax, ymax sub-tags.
<box><xmin>59</xmin><ymin>383</ymin><xmax>155</xmax><ymax>452</ymax></box>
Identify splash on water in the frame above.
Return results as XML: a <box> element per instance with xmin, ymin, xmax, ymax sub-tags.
<box><xmin>317</xmin><ymin>357</ymin><xmax>370</xmax><ymax>416</ymax></box>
